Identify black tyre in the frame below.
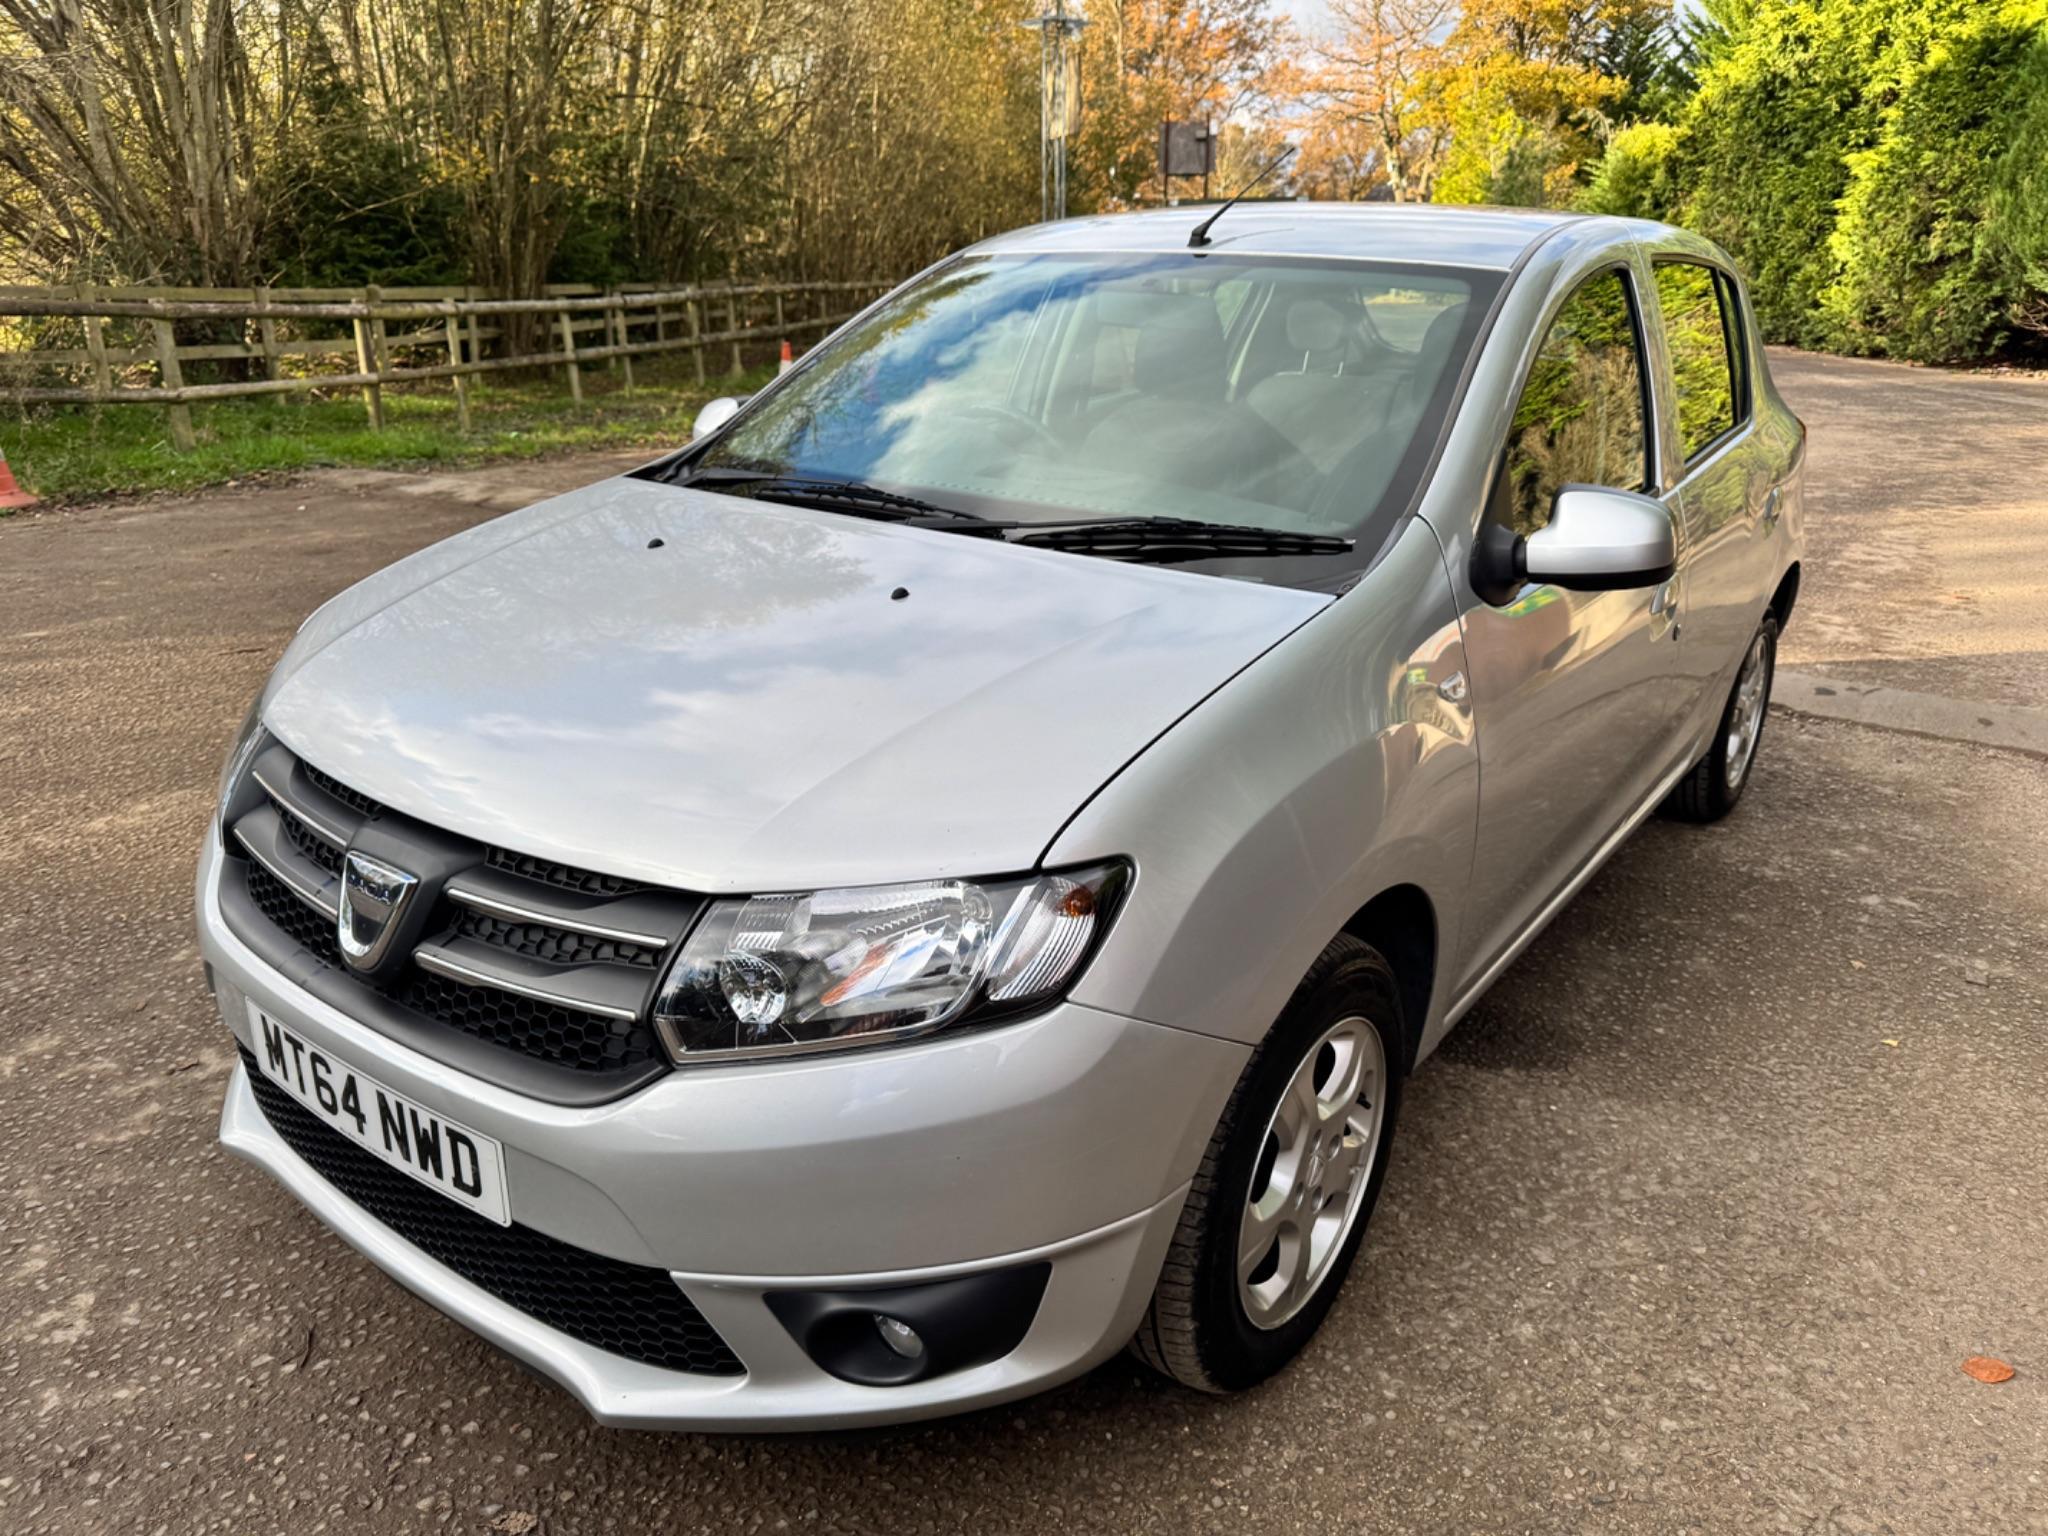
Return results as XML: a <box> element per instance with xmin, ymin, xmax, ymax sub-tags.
<box><xmin>1667</xmin><ymin>612</ymin><xmax>1778</xmax><ymax>824</ymax></box>
<box><xmin>1131</xmin><ymin>935</ymin><xmax>1405</xmax><ymax>1393</ymax></box>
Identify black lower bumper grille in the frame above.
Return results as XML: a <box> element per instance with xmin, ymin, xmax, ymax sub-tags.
<box><xmin>241</xmin><ymin>1049</ymin><xmax>745</xmax><ymax>1376</ymax></box>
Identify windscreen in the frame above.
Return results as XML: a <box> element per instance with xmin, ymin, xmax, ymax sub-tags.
<box><xmin>694</xmin><ymin>252</ymin><xmax>1500</xmax><ymax>585</ymax></box>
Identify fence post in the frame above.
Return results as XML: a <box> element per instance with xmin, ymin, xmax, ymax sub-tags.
<box><xmin>367</xmin><ymin>282</ymin><xmax>391</xmax><ymax>408</ymax></box>
<box><xmin>150</xmin><ymin>315</ymin><xmax>196</xmax><ymax>451</ymax></box>
<box><xmin>611</xmin><ymin>292</ymin><xmax>634</xmax><ymax>394</ymax></box>
<box><xmin>444</xmin><ymin>300</ymin><xmax>471</xmax><ymax>432</ymax></box>
<box><xmin>256</xmin><ymin>284</ymin><xmax>282</xmax><ymax>392</ymax></box>
<box><xmin>688</xmin><ymin>296</ymin><xmax>705</xmax><ymax>385</ymax></box>
<box><xmin>557</xmin><ymin>307</ymin><xmax>583</xmax><ymax>404</ymax></box>
<box><xmin>726</xmin><ymin>285</ymin><xmax>743</xmax><ymax>378</ymax></box>
<box><xmin>81</xmin><ymin>286</ymin><xmax>111</xmax><ymax>399</ymax></box>
<box><xmin>352</xmin><ymin>287</ymin><xmax>385</xmax><ymax>430</ymax></box>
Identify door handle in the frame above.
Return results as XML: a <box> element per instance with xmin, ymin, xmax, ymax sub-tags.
<box><xmin>1760</xmin><ymin>484</ymin><xmax>1783</xmax><ymax>531</ymax></box>
<box><xmin>1650</xmin><ymin>580</ymin><xmax>1682</xmax><ymax>641</ymax></box>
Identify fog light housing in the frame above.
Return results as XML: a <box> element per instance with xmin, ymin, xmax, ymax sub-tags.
<box><xmin>765</xmin><ymin>1263</ymin><xmax>1051</xmax><ymax>1387</ymax></box>
<box><xmin>874</xmin><ymin>1314</ymin><xmax>925</xmax><ymax>1360</ymax></box>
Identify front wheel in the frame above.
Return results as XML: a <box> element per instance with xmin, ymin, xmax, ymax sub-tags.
<box><xmin>1667</xmin><ymin>612</ymin><xmax>1778</xmax><ymax>823</ymax></box>
<box><xmin>1131</xmin><ymin>935</ymin><xmax>1404</xmax><ymax>1393</ymax></box>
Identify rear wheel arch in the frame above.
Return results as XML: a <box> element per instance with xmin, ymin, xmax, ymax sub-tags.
<box><xmin>1339</xmin><ymin>883</ymin><xmax>1436</xmax><ymax>1073</ymax></box>
<box><xmin>1770</xmin><ymin>561</ymin><xmax>1800</xmax><ymax>633</ymax></box>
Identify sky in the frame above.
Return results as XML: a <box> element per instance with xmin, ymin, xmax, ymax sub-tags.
<box><xmin>1279</xmin><ymin>0</ymin><xmax>1333</xmax><ymax>38</ymax></box>
<box><xmin>1277</xmin><ymin>0</ymin><xmax>1701</xmax><ymax>44</ymax></box>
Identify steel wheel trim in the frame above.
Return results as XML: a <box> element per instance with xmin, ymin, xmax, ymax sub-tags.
<box><xmin>1724</xmin><ymin>629</ymin><xmax>1771</xmax><ymax>790</ymax></box>
<box><xmin>1237</xmin><ymin>1016</ymin><xmax>1387</xmax><ymax>1331</ymax></box>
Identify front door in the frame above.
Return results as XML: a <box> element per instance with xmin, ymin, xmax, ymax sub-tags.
<box><xmin>1454</xmin><ymin>264</ymin><xmax>1694</xmax><ymax>988</ymax></box>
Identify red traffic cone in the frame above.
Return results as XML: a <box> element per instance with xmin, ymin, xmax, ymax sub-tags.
<box><xmin>778</xmin><ymin>339</ymin><xmax>794</xmax><ymax>376</ymax></box>
<box><xmin>0</xmin><ymin>444</ymin><xmax>37</xmax><ymax>510</ymax></box>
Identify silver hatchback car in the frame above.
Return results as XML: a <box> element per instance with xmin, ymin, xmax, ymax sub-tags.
<box><xmin>200</xmin><ymin>205</ymin><xmax>1804</xmax><ymax>1429</ymax></box>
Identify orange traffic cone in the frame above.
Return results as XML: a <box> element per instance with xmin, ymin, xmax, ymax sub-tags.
<box><xmin>0</xmin><ymin>444</ymin><xmax>37</xmax><ymax>510</ymax></box>
<box><xmin>778</xmin><ymin>339</ymin><xmax>794</xmax><ymax>376</ymax></box>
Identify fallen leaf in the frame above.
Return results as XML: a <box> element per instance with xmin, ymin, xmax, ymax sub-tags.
<box><xmin>1881</xmin><ymin>1039</ymin><xmax>1900</xmax><ymax>1049</ymax></box>
<box><xmin>1962</xmin><ymin>1356</ymin><xmax>2015</xmax><ymax>1384</ymax></box>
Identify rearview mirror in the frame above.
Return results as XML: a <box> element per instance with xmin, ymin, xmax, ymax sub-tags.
<box><xmin>691</xmin><ymin>396</ymin><xmax>747</xmax><ymax>440</ymax></box>
<box><xmin>1520</xmin><ymin>486</ymin><xmax>1676</xmax><ymax>592</ymax></box>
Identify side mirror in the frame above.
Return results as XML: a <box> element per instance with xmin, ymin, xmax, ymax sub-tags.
<box><xmin>691</xmin><ymin>395</ymin><xmax>747</xmax><ymax>440</ymax></box>
<box><xmin>1473</xmin><ymin>485</ymin><xmax>1676</xmax><ymax>601</ymax></box>
<box><xmin>1525</xmin><ymin>487</ymin><xmax>1676</xmax><ymax>590</ymax></box>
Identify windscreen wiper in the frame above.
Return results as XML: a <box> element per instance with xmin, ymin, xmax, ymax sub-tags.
<box><xmin>1006</xmin><ymin>515</ymin><xmax>1353</xmax><ymax>563</ymax></box>
<box><xmin>676</xmin><ymin>465</ymin><xmax>988</xmax><ymax>526</ymax></box>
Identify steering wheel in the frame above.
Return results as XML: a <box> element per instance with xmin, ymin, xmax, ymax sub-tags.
<box><xmin>958</xmin><ymin>402</ymin><xmax>1063</xmax><ymax>457</ymax></box>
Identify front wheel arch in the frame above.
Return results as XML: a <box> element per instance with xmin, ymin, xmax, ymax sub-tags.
<box><xmin>1339</xmin><ymin>883</ymin><xmax>1436</xmax><ymax>1073</ymax></box>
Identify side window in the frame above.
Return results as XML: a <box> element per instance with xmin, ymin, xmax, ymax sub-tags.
<box><xmin>1654</xmin><ymin>262</ymin><xmax>1742</xmax><ymax>461</ymax></box>
<box><xmin>1500</xmin><ymin>269</ymin><xmax>1650</xmax><ymax>537</ymax></box>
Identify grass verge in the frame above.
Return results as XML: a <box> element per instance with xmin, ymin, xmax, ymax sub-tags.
<box><xmin>1</xmin><ymin>353</ymin><xmax>779</xmax><ymax>505</ymax></box>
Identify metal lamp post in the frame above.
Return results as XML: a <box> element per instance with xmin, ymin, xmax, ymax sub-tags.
<box><xmin>1023</xmin><ymin>0</ymin><xmax>1088</xmax><ymax>221</ymax></box>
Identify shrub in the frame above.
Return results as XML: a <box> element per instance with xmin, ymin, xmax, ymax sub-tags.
<box><xmin>1822</xmin><ymin>4</ymin><xmax>2048</xmax><ymax>362</ymax></box>
<box><xmin>1579</xmin><ymin>122</ymin><xmax>1682</xmax><ymax>220</ymax></box>
<box><xmin>1984</xmin><ymin>23</ymin><xmax>2048</xmax><ymax>348</ymax></box>
<box><xmin>1673</xmin><ymin>0</ymin><xmax>1985</xmax><ymax>346</ymax></box>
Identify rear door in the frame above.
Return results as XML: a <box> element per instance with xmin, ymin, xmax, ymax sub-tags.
<box><xmin>1647</xmin><ymin>258</ymin><xmax>1764</xmax><ymax>720</ymax></box>
<box><xmin>1454</xmin><ymin>264</ymin><xmax>1695</xmax><ymax>985</ymax></box>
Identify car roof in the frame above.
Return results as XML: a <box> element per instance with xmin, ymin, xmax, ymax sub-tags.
<box><xmin>968</xmin><ymin>204</ymin><xmax>1594</xmax><ymax>272</ymax></box>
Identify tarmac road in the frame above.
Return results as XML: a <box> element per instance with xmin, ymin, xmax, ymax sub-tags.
<box><xmin>1</xmin><ymin>352</ymin><xmax>2043</xmax><ymax>1534</ymax></box>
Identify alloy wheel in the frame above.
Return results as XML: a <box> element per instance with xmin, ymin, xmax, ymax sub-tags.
<box><xmin>1724</xmin><ymin>628</ymin><xmax>1772</xmax><ymax>791</ymax></box>
<box><xmin>1236</xmin><ymin>1016</ymin><xmax>1387</xmax><ymax>1330</ymax></box>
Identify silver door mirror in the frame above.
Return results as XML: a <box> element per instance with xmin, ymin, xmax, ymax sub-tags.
<box><xmin>691</xmin><ymin>396</ymin><xmax>747</xmax><ymax>440</ymax></box>
<box><xmin>1521</xmin><ymin>486</ymin><xmax>1676</xmax><ymax>591</ymax></box>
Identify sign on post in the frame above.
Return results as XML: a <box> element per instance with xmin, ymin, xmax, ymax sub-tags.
<box><xmin>1159</xmin><ymin>120</ymin><xmax>1215</xmax><ymax>195</ymax></box>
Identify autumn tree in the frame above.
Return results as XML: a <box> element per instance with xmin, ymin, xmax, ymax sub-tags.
<box><xmin>1424</xmin><ymin>0</ymin><xmax>1669</xmax><ymax>207</ymax></box>
<box><xmin>1076</xmin><ymin>0</ymin><xmax>1292</xmax><ymax>207</ymax></box>
<box><xmin>1298</xmin><ymin>0</ymin><xmax>1456</xmax><ymax>203</ymax></box>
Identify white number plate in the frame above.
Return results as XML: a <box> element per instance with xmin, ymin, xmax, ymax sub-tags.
<box><xmin>247</xmin><ymin>1003</ymin><xmax>511</xmax><ymax>1225</ymax></box>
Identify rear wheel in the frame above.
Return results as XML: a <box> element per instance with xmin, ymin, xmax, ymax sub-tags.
<box><xmin>1667</xmin><ymin>612</ymin><xmax>1777</xmax><ymax>823</ymax></box>
<box><xmin>1131</xmin><ymin>935</ymin><xmax>1404</xmax><ymax>1392</ymax></box>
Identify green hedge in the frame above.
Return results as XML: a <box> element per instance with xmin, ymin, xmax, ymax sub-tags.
<box><xmin>1579</xmin><ymin>0</ymin><xmax>2048</xmax><ymax>363</ymax></box>
<box><xmin>1824</xmin><ymin>8</ymin><xmax>2048</xmax><ymax>360</ymax></box>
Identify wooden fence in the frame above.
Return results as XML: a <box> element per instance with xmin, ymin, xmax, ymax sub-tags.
<box><xmin>0</xmin><ymin>279</ymin><xmax>889</xmax><ymax>450</ymax></box>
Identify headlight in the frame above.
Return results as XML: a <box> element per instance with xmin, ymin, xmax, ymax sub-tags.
<box><xmin>215</xmin><ymin>699</ymin><xmax>269</xmax><ymax>837</ymax></box>
<box><xmin>652</xmin><ymin>862</ymin><xmax>1130</xmax><ymax>1063</ymax></box>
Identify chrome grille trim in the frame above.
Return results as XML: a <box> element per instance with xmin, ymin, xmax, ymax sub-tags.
<box><xmin>250</xmin><ymin>760</ymin><xmax>350</xmax><ymax>847</ymax></box>
<box><xmin>233</xmin><ymin>805</ymin><xmax>341</xmax><ymax>918</ymax></box>
<box><xmin>443</xmin><ymin>879</ymin><xmax>676</xmax><ymax>950</ymax></box>
<box><xmin>413</xmin><ymin>944</ymin><xmax>644</xmax><ymax>1023</ymax></box>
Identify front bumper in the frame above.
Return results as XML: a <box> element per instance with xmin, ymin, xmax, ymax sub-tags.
<box><xmin>199</xmin><ymin>833</ymin><xmax>1246</xmax><ymax>1428</ymax></box>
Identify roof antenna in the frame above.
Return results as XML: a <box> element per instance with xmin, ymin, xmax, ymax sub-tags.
<box><xmin>1188</xmin><ymin>144</ymin><xmax>1298</xmax><ymax>249</ymax></box>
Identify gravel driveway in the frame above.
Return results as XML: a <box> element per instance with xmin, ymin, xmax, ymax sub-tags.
<box><xmin>2</xmin><ymin>353</ymin><xmax>2043</xmax><ymax>1534</ymax></box>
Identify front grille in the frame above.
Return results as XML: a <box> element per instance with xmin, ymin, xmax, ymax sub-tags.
<box><xmin>395</xmin><ymin>968</ymin><xmax>663</xmax><ymax>1074</ymax></box>
<box><xmin>485</xmin><ymin>845</ymin><xmax>653</xmax><ymax>898</ymax></box>
<box><xmin>456</xmin><ymin>909</ymin><xmax>661</xmax><ymax>970</ymax></box>
<box><xmin>301</xmin><ymin>761</ymin><xmax>381</xmax><ymax>817</ymax></box>
<box><xmin>241</xmin><ymin>1049</ymin><xmax>744</xmax><ymax>1376</ymax></box>
<box><xmin>247</xmin><ymin>860</ymin><xmax>341</xmax><ymax>960</ymax></box>
<box><xmin>219</xmin><ymin>743</ymin><xmax>696</xmax><ymax>1102</ymax></box>
<box><xmin>273</xmin><ymin>798</ymin><xmax>343</xmax><ymax>876</ymax></box>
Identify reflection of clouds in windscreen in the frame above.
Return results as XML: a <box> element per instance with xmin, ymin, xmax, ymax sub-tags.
<box><xmin>873</xmin><ymin>306</ymin><xmax>1041</xmax><ymax>479</ymax></box>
